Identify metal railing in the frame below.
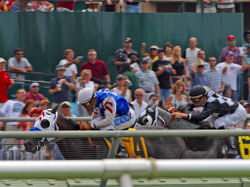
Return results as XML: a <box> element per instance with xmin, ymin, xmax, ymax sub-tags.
<box><xmin>0</xmin><ymin>129</ymin><xmax>250</xmax><ymax>187</ymax></box>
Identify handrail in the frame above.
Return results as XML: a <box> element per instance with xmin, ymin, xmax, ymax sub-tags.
<box><xmin>0</xmin><ymin>129</ymin><xmax>250</xmax><ymax>138</ymax></box>
<box><xmin>0</xmin><ymin>117</ymin><xmax>91</xmax><ymax>122</ymax></box>
<box><xmin>1</xmin><ymin>159</ymin><xmax>250</xmax><ymax>179</ymax></box>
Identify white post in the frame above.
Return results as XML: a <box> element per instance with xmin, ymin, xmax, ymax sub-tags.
<box><xmin>120</xmin><ymin>173</ymin><xmax>133</xmax><ymax>187</ymax></box>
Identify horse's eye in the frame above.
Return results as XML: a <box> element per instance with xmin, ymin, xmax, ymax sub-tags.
<box><xmin>41</xmin><ymin>119</ymin><xmax>50</xmax><ymax>129</ymax></box>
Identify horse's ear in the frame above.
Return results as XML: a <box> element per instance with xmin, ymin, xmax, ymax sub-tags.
<box><xmin>51</xmin><ymin>104</ymin><xmax>59</xmax><ymax>114</ymax></box>
<box><xmin>147</xmin><ymin>99</ymin><xmax>154</xmax><ymax>108</ymax></box>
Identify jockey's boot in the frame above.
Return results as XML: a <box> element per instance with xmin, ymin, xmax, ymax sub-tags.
<box><xmin>116</xmin><ymin>142</ymin><xmax>128</xmax><ymax>158</ymax></box>
<box><xmin>225</xmin><ymin>136</ymin><xmax>238</xmax><ymax>158</ymax></box>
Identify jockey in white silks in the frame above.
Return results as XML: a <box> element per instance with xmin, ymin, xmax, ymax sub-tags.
<box><xmin>77</xmin><ymin>88</ymin><xmax>136</xmax><ymax>158</ymax></box>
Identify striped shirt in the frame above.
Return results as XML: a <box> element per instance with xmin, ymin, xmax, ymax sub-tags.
<box><xmin>204</xmin><ymin>68</ymin><xmax>223</xmax><ymax>93</ymax></box>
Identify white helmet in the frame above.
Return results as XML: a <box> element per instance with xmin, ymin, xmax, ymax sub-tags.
<box><xmin>78</xmin><ymin>87</ymin><xmax>95</xmax><ymax>104</ymax></box>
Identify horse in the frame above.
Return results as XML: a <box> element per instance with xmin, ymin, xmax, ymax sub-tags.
<box><xmin>24</xmin><ymin>104</ymin><xmax>187</xmax><ymax>159</ymax></box>
<box><xmin>135</xmin><ymin>102</ymin><xmax>225</xmax><ymax>157</ymax></box>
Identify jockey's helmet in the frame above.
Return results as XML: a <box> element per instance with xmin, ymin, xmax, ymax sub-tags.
<box><xmin>189</xmin><ymin>86</ymin><xmax>209</xmax><ymax>103</ymax></box>
<box><xmin>78</xmin><ymin>87</ymin><xmax>96</xmax><ymax>104</ymax></box>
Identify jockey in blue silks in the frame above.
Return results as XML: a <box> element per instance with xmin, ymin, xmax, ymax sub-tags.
<box><xmin>78</xmin><ymin>88</ymin><xmax>136</xmax><ymax>158</ymax></box>
<box><xmin>78</xmin><ymin>88</ymin><xmax>136</xmax><ymax>130</ymax></box>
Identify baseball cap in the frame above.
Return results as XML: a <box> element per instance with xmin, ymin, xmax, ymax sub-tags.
<box><xmin>150</xmin><ymin>45</ymin><xmax>159</xmax><ymax>50</ymax></box>
<box><xmin>0</xmin><ymin>57</ymin><xmax>6</xmax><ymax>63</ymax></box>
<box><xmin>227</xmin><ymin>35</ymin><xmax>236</xmax><ymax>41</ymax></box>
<box><xmin>124</xmin><ymin>37</ymin><xmax>132</xmax><ymax>43</ymax></box>
<box><xmin>116</xmin><ymin>74</ymin><xmax>124</xmax><ymax>80</ymax></box>
<box><xmin>61</xmin><ymin>101</ymin><xmax>71</xmax><ymax>107</ymax></box>
<box><xmin>157</xmin><ymin>48</ymin><xmax>165</xmax><ymax>53</ymax></box>
<box><xmin>142</xmin><ymin>57</ymin><xmax>149</xmax><ymax>64</ymax></box>
<box><xmin>30</xmin><ymin>82</ymin><xmax>39</xmax><ymax>89</ymax></box>
<box><xmin>56</xmin><ymin>64</ymin><xmax>66</xmax><ymax>71</ymax></box>
<box><xmin>225</xmin><ymin>51</ymin><xmax>234</xmax><ymax>56</ymax></box>
<box><xmin>197</xmin><ymin>61</ymin><xmax>205</xmax><ymax>67</ymax></box>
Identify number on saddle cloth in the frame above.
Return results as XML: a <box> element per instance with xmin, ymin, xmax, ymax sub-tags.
<box><xmin>238</xmin><ymin>136</ymin><xmax>250</xmax><ymax>159</ymax></box>
<box><xmin>103</xmin><ymin>129</ymin><xmax>148</xmax><ymax>158</ymax></box>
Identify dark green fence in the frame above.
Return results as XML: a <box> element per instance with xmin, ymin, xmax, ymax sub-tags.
<box><xmin>0</xmin><ymin>12</ymin><xmax>243</xmax><ymax>84</ymax></box>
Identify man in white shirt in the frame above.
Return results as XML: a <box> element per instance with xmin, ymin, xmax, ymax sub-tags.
<box><xmin>0</xmin><ymin>89</ymin><xmax>26</xmax><ymax>150</ymax></box>
<box><xmin>131</xmin><ymin>89</ymin><xmax>148</xmax><ymax>117</ymax></box>
<box><xmin>185</xmin><ymin>37</ymin><xmax>201</xmax><ymax>72</ymax></box>
<box><xmin>59</xmin><ymin>49</ymin><xmax>80</xmax><ymax>82</ymax></box>
<box><xmin>216</xmin><ymin>51</ymin><xmax>245</xmax><ymax>100</ymax></box>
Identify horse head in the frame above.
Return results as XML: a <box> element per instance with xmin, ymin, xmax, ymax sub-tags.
<box><xmin>136</xmin><ymin>100</ymin><xmax>170</xmax><ymax>127</ymax></box>
<box><xmin>24</xmin><ymin>105</ymin><xmax>59</xmax><ymax>153</ymax></box>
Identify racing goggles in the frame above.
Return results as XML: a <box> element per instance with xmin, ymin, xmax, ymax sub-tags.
<box><xmin>190</xmin><ymin>97</ymin><xmax>201</xmax><ymax>104</ymax></box>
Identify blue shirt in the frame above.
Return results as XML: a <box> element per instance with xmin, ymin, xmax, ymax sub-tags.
<box><xmin>49</xmin><ymin>76</ymin><xmax>72</xmax><ymax>103</ymax></box>
<box><xmin>96</xmin><ymin>89</ymin><xmax>129</xmax><ymax>117</ymax></box>
<box><xmin>191</xmin><ymin>72</ymin><xmax>209</xmax><ymax>87</ymax></box>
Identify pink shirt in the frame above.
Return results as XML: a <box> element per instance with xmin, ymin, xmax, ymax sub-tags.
<box><xmin>25</xmin><ymin>92</ymin><xmax>44</xmax><ymax>106</ymax></box>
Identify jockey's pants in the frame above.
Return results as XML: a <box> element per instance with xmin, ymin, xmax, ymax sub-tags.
<box><xmin>205</xmin><ymin>104</ymin><xmax>247</xmax><ymax>129</ymax></box>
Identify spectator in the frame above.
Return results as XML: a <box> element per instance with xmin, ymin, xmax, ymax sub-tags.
<box><xmin>128</xmin><ymin>52</ymin><xmax>140</xmax><ymax>72</ymax></box>
<box><xmin>196</xmin><ymin>0</ymin><xmax>216</xmax><ymax>13</ymax></box>
<box><xmin>104</xmin><ymin>0</ymin><xmax>121</xmax><ymax>12</ymax></box>
<box><xmin>76</xmin><ymin>69</ymin><xmax>95</xmax><ymax>92</ymax></box>
<box><xmin>0</xmin><ymin>89</ymin><xmax>26</xmax><ymax>151</ymax></box>
<box><xmin>125</xmin><ymin>0</ymin><xmax>140</xmax><ymax>13</ymax></box>
<box><xmin>217</xmin><ymin>0</ymin><xmax>236</xmax><ymax>13</ymax></box>
<box><xmin>8</xmin><ymin>48</ymin><xmax>32</xmax><ymax>80</ymax></box>
<box><xmin>243</xmin><ymin>30</ymin><xmax>250</xmax><ymax>53</ymax></box>
<box><xmin>0</xmin><ymin>58</ymin><xmax>14</xmax><ymax>108</ymax></box>
<box><xmin>141</xmin><ymin>43</ymin><xmax>159</xmax><ymax>69</ymax></box>
<box><xmin>25</xmin><ymin>82</ymin><xmax>45</xmax><ymax>106</ymax></box>
<box><xmin>29</xmin><ymin>1</ymin><xmax>54</xmax><ymax>11</ymax></box>
<box><xmin>121</xmin><ymin>63</ymin><xmax>139</xmax><ymax>99</ymax></box>
<box><xmin>60</xmin><ymin>101</ymin><xmax>74</xmax><ymax>117</ymax></box>
<box><xmin>17</xmin><ymin>99</ymin><xmax>36</xmax><ymax>131</ymax></box>
<box><xmin>189</xmin><ymin>61</ymin><xmax>209</xmax><ymax>87</ymax></box>
<box><xmin>164</xmin><ymin>80</ymin><xmax>188</xmax><ymax>109</ymax></box>
<box><xmin>57</xmin><ymin>0</ymin><xmax>75</xmax><ymax>12</ymax></box>
<box><xmin>163</xmin><ymin>42</ymin><xmax>173</xmax><ymax>61</ymax></box>
<box><xmin>191</xmin><ymin>50</ymin><xmax>209</xmax><ymax>74</ymax></box>
<box><xmin>48</xmin><ymin>65</ymin><xmax>75</xmax><ymax>107</ymax></box>
<box><xmin>216</xmin><ymin>51</ymin><xmax>245</xmax><ymax>100</ymax></box>
<box><xmin>153</xmin><ymin>48</ymin><xmax>175</xmax><ymax>106</ymax></box>
<box><xmin>242</xmin><ymin>44</ymin><xmax>250</xmax><ymax>102</ymax></box>
<box><xmin>0</xmin><ymin>0</ymin><xmax>14</xmax><ymax>11</ymax></box>
<box><xmin>75</xmin><ymin>69</ymin><xmax>95</xmax><ymax>117</ymax></box>
<box><xmin>184</xmin><ymin>37</ymin><xmax>200</xmax><ymax>72</ymax></box>
<box><xmin>59</xmin><ymin>49</ymin><xmax>80</xmax><ymax>83</ymax></box>
<box><xmin>149</xmin><ymin>94</ymin><xmax>160</xmax><ymax>106</ymax></box>
<box><xmin>171</xmin><ymin>46</ymin><xmax>188</xmax><ymax>84</ymax></box>
<box><xmin>111</xmin><ymin>74</ymin><xmax>132</xmax><ymax>102</ymax></box>
<box><xmin>80</xmin><ymin>49</ymin><xmax>111</xmax><ymax>88</ymax></box>
<box><xmin>219</xmin><ymin>35</ymin><xmax>242</xmax><ymax>65</ymax></box>
<box><xmin>131</xmin><ymin>88</ymin><xmax>147</xmax><ymax>117</ymax></box>
<box><xmin>135</xmin><ymin>58</ymin><xmax>160</xmax><ymax>102</ymax></box>
<box><xmin>113</xmin><ymin>37</ymin><xmax>138</xmax><ymax>74</ymax></box>
<box><xmin>39</xmin><ymin>98</ymin><xmax>50</xmax><ymax>111</ymax></box>
<box><xmin>204</xmin><ymin>57</ymin><xmax>224</xmax><ymax>94</ymax></box>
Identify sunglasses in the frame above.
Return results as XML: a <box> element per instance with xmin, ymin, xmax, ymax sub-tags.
<box><xmin>16</xmin><ymin>53</ymin><xmax>24</xmax><ymax>55</ymax></box>
<box><xmin>135</xmin><ymin>94</ymin><xmax>143</xmax><ymax>96</ymax></box>
<box><xmin>208</xmin><ymin>59</ymin><xmax>216</xmax><ymax>62</ymax></box>
<box><xmin>191</xmin><ymin>98</ymin><xmax>201</xmax><ymax>104</ymax></box>
<box><xmin>62</xmin><ymin>105</ymin><xmax>70</xmax><ymax>108</ymax></box>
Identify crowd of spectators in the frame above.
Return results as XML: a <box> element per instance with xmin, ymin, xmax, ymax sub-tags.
<box><xmin>0</xmin><ymin>33</ymin><xmax>250</xmax><ymax>154</ymax></box>
<box><xmin>0</xmin><ymin>0</ymin><xmax>240</xmax><ymax>13</ymax></box>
